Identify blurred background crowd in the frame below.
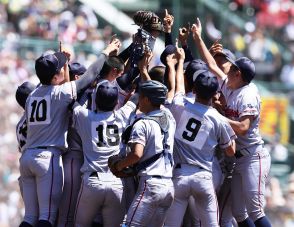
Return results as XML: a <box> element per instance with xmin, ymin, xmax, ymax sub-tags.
<box><xmin>0</xmin><ymin>0</ymin><xmax>294</xmax><ymax>226</ymax></box>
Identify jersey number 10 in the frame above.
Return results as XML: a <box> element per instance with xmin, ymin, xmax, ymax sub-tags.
<box><xmin>29</xmin><ymin>99</ymin><xmax>47</xmax><ymax>122</ymax></box>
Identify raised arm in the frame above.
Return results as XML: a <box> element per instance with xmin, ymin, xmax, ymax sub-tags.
<box><xmin>191</xmin><ymin>18</ymin><xmax>227</xmax><ymax>80</ymax></box>
<box><xmin>165</xmin><ymin>53</ymin><xmax>177</xmax><ymax>102</ymax></box>
<box><xmin>163</xmin><ymin>9</ymin><xmax>174</xmax><ymax>46</ymax></box>
<box><xmin>178</xmin><ymin>25</ymin><xmax>194</xmax><ymax>62</ymax></box>
<box><xmin>175</xmin><ymin>41</ymin><xmax>186</xmax><ymax>94</ymax></box>
<box><xmin>137</xmin><ymin>50</ymin><xmax>153</xmax><ymax>81</ymax></box>
<box><xmin>62</xmin><ymin>50</ymin><xmax>71</xmax><ymax>83</ymax></box>
<box><xmin>75</xmin><ymin>39</ymin><xmax>121</xmax><ymax>93</ymax></box>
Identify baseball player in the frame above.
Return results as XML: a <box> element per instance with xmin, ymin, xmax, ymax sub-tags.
<box><xmin>192</xmin><ymin>18</ymin><xmax>272</xmax><ymax>227</ymax></box>
<box><xmin>88</xmin><ymin>55</ymin><xmax>125</xmax><ymax>111</ymax></box>
<box><xmin>15</xmin><ymin>81</ymin><xmax>36</xmax><ymax>200</ymax></box>
<box><xmin>210</xmin><ymin>46</ymin><xmax>240</xmax><ymax>227</ymax></box>
<box><xmin>72</xmin><ymin>80</ymin><xmax>138</xmax><ymax>227</ymax></box>
<box><xmin>164</xmin><ymin>44</ymin><xmax>236</xmax><ymax>226</ymax></box>
<box><xmin>19</xmin><ymin>40</ymin><xmax>120</xmax><ymax>227</ymax></box>
<box><xmin>110</xmin><ymin>80</ymin><xmax>176</xmax><ymax>227</ymax></box>
<box><xmin>164</xmin><ymin>43</ymin><xmax>224</xmax><ymax>227</ymax></box>
<box><xmin>56</xmin><ymin>62</ymin><xmax>86</xmax><ymax>227</ymax></box>
<box><xmin>15</xmin><ymin>82</ymin><xmax>36</xmax><ymax>153</ymax></box>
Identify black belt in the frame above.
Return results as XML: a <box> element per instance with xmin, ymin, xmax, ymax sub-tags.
<box><xmin>36</xmin><ymin>146</ymin><xmax>49</xmax><ymax>149</ymax></box>
<box><xmin>90</xmin><ymin>172</ymin><xmax>98</xmax><ymax>177</ymax></box>
<box><xmin>151</xmin><ymin>175</ymin><xmax>162</xmax><ymax>179</ymax></box>
<box><xmin>175</xmin><ymin>163</ymin><xmax>204</xmax><ymax>170</ymax></box>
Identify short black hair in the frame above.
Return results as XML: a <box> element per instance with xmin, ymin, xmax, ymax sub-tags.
<box><xmin>100</xmin><ymin>56</ymin><xmax>125</xmax><ymax>78</ymax></box>
<box><xmin>148</xmin><ymin>66</ymin><xmax>165</xmax><ymax>83</ymax></box>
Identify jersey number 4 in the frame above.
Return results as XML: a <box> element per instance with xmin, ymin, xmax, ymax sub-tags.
<box><xmin>96</xmin><ymin>124</ymin><xmax>120</xmax><ymax>147</ymax></box>
<box><xmin>182</xmin><ymin>118</ymin><xmax>201</xmax><ymax>141</ymax></box>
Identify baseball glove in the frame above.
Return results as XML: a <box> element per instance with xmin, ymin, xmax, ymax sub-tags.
<box><xmin>108</xmin><ymin>155</ymin><xmax>137</xmax><ymax>178</ymax></box>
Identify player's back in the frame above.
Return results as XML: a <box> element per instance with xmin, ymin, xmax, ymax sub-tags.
<box><xmin>73</xmin><ymin>100</ymin><xmax>136</xmax><ymax>173</ymax></box>
<box><xmin>171</xmin><ymin>94</ymin><xmax>233</xmax><ymax>172</ymax></box>
<box><xmin>25</xmin><ymin>82</ymin><xmax>76</xmax><ymax>150</ymax></box>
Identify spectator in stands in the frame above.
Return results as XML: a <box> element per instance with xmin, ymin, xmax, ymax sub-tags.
<box><xmin>280</xmin><ymin>54</ymin><xmax>294</xmax><ymax>87</ymax></box>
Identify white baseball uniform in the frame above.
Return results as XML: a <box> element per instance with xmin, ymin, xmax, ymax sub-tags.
<box><xmin>219</xmin><ymin>78</ymin><xmax>271</xmax><ymax>222</ymax></box>
<box><xmin>20</xmin><ymin>81</ymin><xmax>77</xmax><ymax>225</ymax></box>
<box><xmin>73</xmin><ymin>96</ymin><xmax>137</xmax><ymax>227</ymax></box>
<box><xmin>123</xmin><ymin>108</ymin><xmax>176</xmax><ymax>227</ymax></box>
<box><xmin>164</xmin><ymin>93</ymin><xmax>236</xmax><ymax>227</ymax></box>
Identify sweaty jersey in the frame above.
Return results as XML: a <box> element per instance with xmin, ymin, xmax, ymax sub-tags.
<box><xmin>128</xmin><ymin>108</ymin><xmax>176</xmax><ymax>178</ymax></box>
<box><xmin>219</xmin><ymin>78</ymin><xmax>263</xmax><ymax>151</ymax></box>
<box><xmin>73</xmin><ymin>99</ymin><xmax>137</xmax><ymax>173</ymax></box>
<box><xmin>170</xmin><ymin>93</ymin><xmax>236</xmax><ymax>172</ymax></box>
<box><xmin>16</xmin><ymin>114</ymin><xmax>27</xmax><ymax>152</ymax></box>
<box><xmin>24</xmin><ymin>82</ymin><xmax>77</xmax><ymax>150</ymax></box>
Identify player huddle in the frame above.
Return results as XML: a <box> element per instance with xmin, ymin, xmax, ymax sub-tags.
<box><xmin>15</xmin><ymin>10</ymin><xmax>272</xmax><ymax>227</ymax></box>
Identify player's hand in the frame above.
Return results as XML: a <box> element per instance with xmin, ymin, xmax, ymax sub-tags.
<box><xmin>103</xmin><ymin>37</ymin><xmax>121</xmax><ymax>56</ymax></box>
<box><xmin>178</xmin><ymin>23</ymin><xmax>190</xmax><ymax>47</ymax></box>
<box><xmin>191</xmin><ymin>17</ymin><xmax>202</xmax><ymax>40</ymax></box>
<box><xmin>209</xmin><ymin>39</ymin><xmax>223</xmax><ymax>56</ymax></box>
<box><xmin>163</xmin><ymin>9</ymin><xmax>174</xmax><ymax>33</ymax></box>
<box><xmin>212</xmin><ymin>91</ymin><xmax>227</xmax><ymax>115</ymax></box>
<box><xmin>62</xmin><ymin>51</ymin><xmax>71</xmax><ymax>63</ymax></box>
<box><xmin>166</xmin><ymin>53</ymin><xmax>177</xmax><ymax>66</ymax></box>
<box><xmin>138</xmin><ymin>49</ymin><xmax>153</xmax><ymax>72</ymax></box>
<box><xmin>175</xmin><ymin>39</ymin><xmax>185</xmax><ymax>61</ymax></box>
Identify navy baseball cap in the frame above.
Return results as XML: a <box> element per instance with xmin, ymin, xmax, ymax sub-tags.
<box><xmin>15</xmin><ymin>81</ymin><xmax>36</xmax><ymax>109</ymax></box>
<box><xmin>213</xmin><ymin>48</ymin><xmax>236</xmax><ymax>61</ymax></box>
<box><xmin>160</xmin><ymin>45</ymin><xmax>177</xmax><ymax>66</ymax></box>
<box><xmin>227</xmin><ymin>57</ymin><xmax>256</xmax><ymax>83</ymax></box>
<box><xmin>35</xmin><ymin>52</ymin><xmax>67</xmax><ymax>85</ymax></box>
<box><xmin>194</xmin><ymin>70</ymin><xmax>219</xmax><ymax>100</ymax></box>
<box><xmin>139</xmin><ymin>80</ymin><xmax>168</xmax><ymax>105</ymax></box>
<box><xmin>95</xmin><ymin>81</ymin><xmax>118</xmax><ymax>111</ymax></box>
<box><xmin>69</xmin><ymin>62</ymin><xmax>86</xmax><ymax>80</ymax></box>
<box><xmin>185</xmin><ymin>59</ymin><xmax>208</xmax><ymax>84</ymax></box>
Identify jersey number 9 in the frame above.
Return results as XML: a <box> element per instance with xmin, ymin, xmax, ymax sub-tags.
<box><xmin>182</xmin><ymin>118</ymin><xmax>201</xmax><ymax>141</ymax></box>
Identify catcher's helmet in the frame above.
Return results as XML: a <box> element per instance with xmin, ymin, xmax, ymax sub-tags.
<box><xmin>139</xmin><ymin>80</ymin><xmax>167</xmax><ymax>105</ymax></box>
